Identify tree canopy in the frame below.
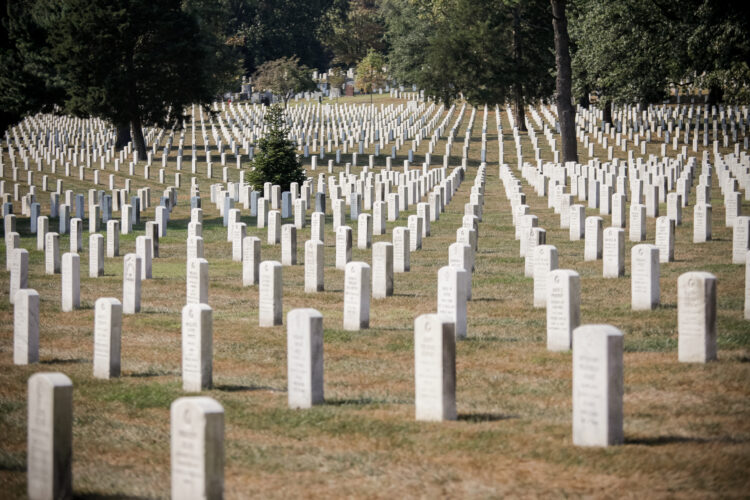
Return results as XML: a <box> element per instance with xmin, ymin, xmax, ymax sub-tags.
<box><xmin>1</xmin><ymin>0</ymin><xmax>239</xmax><ymax>156</ymax></box>
<box><xmin>355</xmin><ymin>49</ymin><xmax>387</xmax><ymax>102</ymax></box>
<box><xmin>570</xmin><ymin>0</ymin><xmax>750</xmax><ymax>113</ymax></box>
<box><xmin>252</xmin><ymin>56</ymin><xmax>318</xmax><ymax>106</ymax></box>
<box><xmin>383</xmin><ymin>0</ymin><xmax>554</xmax><ymax>119</ymax></box>
<box><xmin>320</xmin><ymin>0</ymin><xmax>386</xmax><ymax>67</ymax></box>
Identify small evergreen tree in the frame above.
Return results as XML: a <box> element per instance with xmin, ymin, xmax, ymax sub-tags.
<box><xmin>246</xmin><ymin>105</ymin><xmax>306</xmax><ymax>191</ymax></box>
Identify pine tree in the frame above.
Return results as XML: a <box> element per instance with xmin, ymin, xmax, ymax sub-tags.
<box><xmin>246</xmin><ymin>105</ymin><xmax>307</xmax><ymax>191</ymax></box>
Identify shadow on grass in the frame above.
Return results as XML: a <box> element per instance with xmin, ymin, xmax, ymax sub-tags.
<box><xmin>41</xmin><ymin>358</ymin><xmax>88</xmax><ymax>365</ymax></box>
<box><xmin>127</xmin><ymin>370</ymin><xmax>178</xmax><ymax>378</ymax></box>
<box><xmin>74</xmin><ymin>493</ymin><xmax>153</xmax><ymax>500</ymax></box>
<box><xmin>458</xmin><ymin>412</ymin><xmax>518</xmax><ymax>422</ymax></box>
<box><xmin>626</xmin><ymin>435</ymin><xmax>749</xmax><ymax>446</ymax></box>
<box><xmin>214</xmin><ymin>384</ymin><xmax>280</xmax><ymax>393</ymax></box>
<box><xmin>0</xmin><ymin>462</ymin><xmax>24</xmax><ymax>472</ymax></box>
<box><xmin>325</xmin><ymin>397</ymin><xmax>399</xmax><ymax>406</ymax></box>
<box><xmin>464</xmin><ymin>336</ymin><xmax>522</xmax><ymax>343</ymax></box>
<box><xmin>378</xmin><ymin>325</ymin><xmax>412</xmax><ymax>332</ymax></box>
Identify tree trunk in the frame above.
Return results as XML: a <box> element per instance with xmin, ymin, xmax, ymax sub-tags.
<box><xmin>551</xmin><ymin>0</ymin><xmax>577</xmax><ymax>163</ymax></box>
<box><xmin>130</xmin><ymin>116</ymin><xmax>147</xmax><ymax>161</ymax></box>
<box><xmin>514</xmin><ymin>85</ymin><xmax>527</xmax><ymax>132</ymax></box>
<box><xmin>707</xmin><ymin>84</ymin><xmax>723</xmax><ymax>106</ymax></box>
<box><xmin>601</xmin><ymin>99</ymin><xmax>612</xmax><ymax>125</ymax></box>
<box><xmin>512</xmin><ymin>6</ymin><xmax>527</xmax><ymax>132</ymax></box>
<box><xmin>578</xmin><ymin>86</ymin><xmax>590</xmax><ymax>109</ymax></box>
<box><xmin>115</xmin><ymin>121</ymin><xmax>131</xmax><ymax>150</ymax></box>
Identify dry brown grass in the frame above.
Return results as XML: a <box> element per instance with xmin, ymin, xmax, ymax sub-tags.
<box><xmin>0</xmin><ymin>97</ymin><xmax>749</xmax><ymax>498</ymax></box>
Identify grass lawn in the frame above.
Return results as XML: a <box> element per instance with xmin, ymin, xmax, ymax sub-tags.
<box><xmin>0</xmin><ymin>95</ymin><xmax>748</xmax><ymax>498</ymax></box>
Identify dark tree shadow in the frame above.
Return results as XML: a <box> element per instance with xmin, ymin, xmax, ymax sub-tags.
<box><xmin>214</xmin><ymin>384</ymin><xmax>280</xmax><ymax>393</ymax></box>
<box><xmin>458</xmin><ymin>412</ymin><xmax>518</xmax><ymax>422</ymax></box>
<box><xmin>74</xmin><ymin>494</ymin><xmax>153</xmax><ymax>500</ymax></box>
<box><xmin>42</xmin><ymin>358</ymin><xmax>88</xmax><ymax>365</ymax></box>
<box><xmin>626</xmin><ymin>435</ymin><xmax>748</xmax><ymax>446</ymax></box>
<box><xmin>325</xmin><ymin>397</ymin><xmax>390</xmax><ymax>406</ymax></box>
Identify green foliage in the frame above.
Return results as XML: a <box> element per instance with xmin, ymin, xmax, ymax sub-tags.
<box><xmin>246</xmin><ymin>104</ymin><xmax>306</xmax><ymax>191</ymax></box>
<box><xmin>227</xmin><ymin>0</ymin><xmax>334</xmax><ymax>75</ymax></box>
<box><xmin>570</xmin><ymin>0</ymin><xmax>679</xmax><ymax>106</ymax></box>
<box><xmin>252</xmin><ymin>56</ymin><xmax>317</xmax><ymax>105</ymax></box>
<box><xmin>0</xmin><ymin>0</ymin><xmax>64</xmax><ymax>131</ymax></box>
<box><xmin>2</xmin><ymin>0</ymin><xmax>240</xmax><ymax>154</ymax></box>
<box><xmin>382</xmin><ymin>0</ymin><xmax>554</xmax><ymax>106</ymax></box>
<box><xmin>320</xmin><ymin>0</ymin><xmax>386</xmax><ymax>67</ymax></box>
<box><xmin>570</xmin><ymin>0</ymin><xmax>750</xmax><ymax>106</ymax></box>
<box><xmin>355</xmin><ymin>49</ymin><xmax>387</xmax><ymax>95</ymax></box>
<box><xmin>327</xmin><ymin>68</ymin><xmax>348</xmax><ymax>96</ymax></box>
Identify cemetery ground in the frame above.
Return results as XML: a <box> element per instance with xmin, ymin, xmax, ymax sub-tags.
<box><xmin>1</xmin><ymin>95</ymin><xmax>749</xmax><ymax>497</ymax></box>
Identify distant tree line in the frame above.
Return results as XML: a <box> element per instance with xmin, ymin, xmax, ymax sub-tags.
<box><xmin>1</xmin><ymin>0</ymin><xmax>748</xmax><ymax>161</ymax></box>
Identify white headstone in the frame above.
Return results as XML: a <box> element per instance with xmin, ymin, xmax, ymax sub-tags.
<box><xmin>602</xmin><ymin>227</ymin><xmax>625</xmax><ymax>278</ymax></box>
<box><xmin>437</xmin><ymin>266</ymin><xmax>468</xmax><ymax>339</ymax></box>
<box><xmin>572</xmin><ymin>324</ymin><xmax>624</xmax><ymax>447</ymax></box>
<box><xmin>546</xmin><ymin>270</ymin><xmax>580</xmax><ymax>351</ymax></box>
<box><xmin>693</xmin><ymin>203</ymin><xmax>712</xmax><ymax>243</ymax></box>
<box><xmin>629</xmin><ymin>204</ymin><xmax>646</xmax><ymax>242</ymax></box>
<box><xmin>122</xmin><ymin>253</ymin><xmax>141</xmax><ymax>314</ymax></box>
<box><xmin>631</xmin><ymin>244</ymin><xmax>660</xmax><ymax>310</ymax></box>
<box><xmin>186</xmin><ymin>258</ymin><xmax>209</xmax><ymax>305</ymax></box>
<box><xmin>335</xmin><ymin>225</ymin><xmax>352</xmax><ymax>270</ymax></box>
<box><xmin>14</xmin><ymin>288</ymin><xmax>39</xmax><ymax>365</ymax></box>
<box><xmin>414</xmin><ymin>314</ymin><xmax>456</xmax><ymax>422</ymax></box>
<box><xmin>287</xmin><ymin>308</ymin><xmax>324</xmax><ymax>408</ymax></box>
<box><xmin>678</xmin><ymin>272</ymin><xmax>717</xmax><ymax>363</ymax></box>
<box><xmin>107</xmin><ymin>220</ymin><xmax>120</xmax><ymax>257</ymax></box>
<box><xmin>304</xmin><ymin>239</ymin><xmax>324</xmax><ymax>292</ymax></box>
<box><xmin>89</xmin><ymin>234</ymin><xmax>104</xmax><ymax>277</ymax></box>
<box><xmin>27</xmin><ymin>372</ymin><xmax>73</xmax><ymax>500</ymax></box>
<box><xmin>393</xmin><ymin>227</ymin><xmax>410</xmax><ymax>272</ymax></box>
<box><xmin>372</xmin><ymin>242</ymin><xmax>394</xmax><ymax>299</ymax></box>
<box><xmin>93</xmin><ymin>297</ymin><xmax>122</xmax><ymax>379</ymax></box>
<box><xmin>732</xmin><ymin>216</ymin><xmax>750</xmax><ymax>264</ymax></box>
<box><xmin>533</xmin><ymin>245</ymin><xmax>559</xmax><ymax>307</ymax></box>
<box><xmin>343</xmin><ymin>261</ymin><xmax>370</xmax><ymax>330</ymax></box>
<box><xmin>182</xmin><ymin>303</ymin><xmax>213</xmax><ymax>391</ymax></box>
<box><xmin>259</xmin><ymin>261</ymin><xmax>282</xmax><ymax>326</ymax></box>
<box><xmin>655</xmin><ymin>216</ymin><xmax>675</xmax><ymax>263</ymax></box>
<box><xmin>45</xmin><ymin>232</ymin><xmax>60</xmax><ymax>274</ymax></box>
<box><xmin>136</xmin><ymin>235</ymin><xmax>153</xmax><ymax>279</ymax></box>
<box><xmin>242</xmin><ymin>236</ymin><xmax>261</xmax><ymax>286</ymax></box>
<box><xmin>10</xmin><ymin>248</ymin><xmax>29</xmax><ymax>305</ymax></box>
<box><xmin>61</xmin><ymin>253</ymin><xmax>80</xmax><ymax>312</ymax></box>
<box><xmin>170</xmin><ymin>397</ymin><xmax>224</xmax><ymax>500</ymax></box>
<box><xmin>281</xmin><ymin>224</ymin><xmax>297</xmax><ymax>265</ymax></box>
<box><xmin>584</xmin><ymin>216</ymin><xmax>603</xmax><ymax>261</ymax></box>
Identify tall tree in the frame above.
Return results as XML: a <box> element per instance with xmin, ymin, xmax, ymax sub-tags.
<box><xmin>383</xmin><ymin>0</ymin><xmax>554</xmax><ymax>112</ymax></box>
<box><xmin>551</xmin><ymin>0</ymin><xmax>577</xmax><ymax>163</ymax></box>
<box><xmin>320</xmin><ymin>0</ymin><xmax>386</xmax><ymax>67</ymax></box>
<box><xmin>252</xmin><ymin>56</ymin><xmax>317</xmax><ymax>107</ymax></box>
<box><xmin>355</xmin><ymin>49</ymin><xmax>387</xmax><ymax>103</ymax></box>
<box><xmin>246</xmin><ymin>104</ymin><xmax>306</xmax><ymax>191</ymax></box>
<box><xmin>32</xmin><ymin>0</ymin><xmax>239</xmax><ymax>158</ymax></box>
<box><xmin>229</xmin><ymin>0</ymin><xmax>334</xmax><ymax>75</ymax></box>
<box><xmin>382</xmin><ymin>0</ymin><xmax>455</xmax><ymax>102</ymax></box>
<box><xmin>570</xmin><ymin>0</ymin><xmax>680</xmax><ymax>124</ymax></box>
<box><xmin>570</xmin><ymin>0</ymin><xmax>750</xmax><ymax>111</ymax></box>
<box><xmin>0</xmin><ymin>0</ymin><xmax>64</xmax><ymax>132</ymax></box>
